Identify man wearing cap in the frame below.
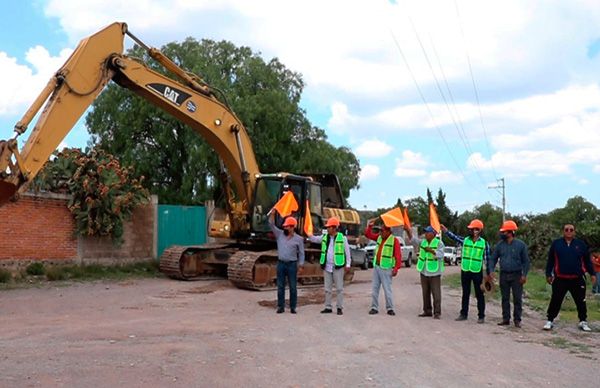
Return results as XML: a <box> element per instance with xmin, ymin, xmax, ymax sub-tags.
<box><xmin>543</xmin><ymin>224</ymin><xmax>596</xmax><ymax>332</ymax></box>
<box><xmin>405</xmin><ymin>225</ymin><xmax>445</xmax><ymax>319</ymax></box>
<box><xmin>365</xmin><ymin>219</ymin><xmax>402</xmax><ymax>315</ymax></box>
<box><xmin>441</xmin><ymin>220</ymin><xmax>490</xmax><ymax>324</ymax></box>
<box><xmin>269</xmin><ymin>212</ymin><xmax>305</xmax><ymax>314</ymax></box>
<box><xmin>307</xmin><ymin>217</ymin><xmax>351</xmax><ymax>315</ymax></box>
<box><xmin>488</xmin><ymin>220</ymin><xmax>530</xmax><ymax>328</ymax></box>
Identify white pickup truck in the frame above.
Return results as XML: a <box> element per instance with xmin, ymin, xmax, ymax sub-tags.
<box><xmin>360</xmin><ymin>236</ymin><xmax>414</xmax><ymax>268</ymax></box>
<box><xmin>443</xmin><ymin>246</ymin><xmax>461</xmax><ymax>266</ymax></box>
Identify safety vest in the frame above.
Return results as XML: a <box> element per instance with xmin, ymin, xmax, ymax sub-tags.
<box><xmin>374</xmin><ymin>235</ymin><xmax>396</xmax><ymax>269</ymax></box>
<box><xmin>417</xmin><ymin>237</ymin><xmax>442</xmax><ymax>273</ymax></box>
<box><xmin>461</xmin><ymin>237</ymin><xmax>485</xmax><ymax>273</ymax></box>
<box><xmin>320</xmin><ymin>232</ymin><xmax>346</xmax><ymax>268</ymax></box>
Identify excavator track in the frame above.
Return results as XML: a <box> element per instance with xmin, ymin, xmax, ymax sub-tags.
<box><xmin>159</xmin><ymin>243</ymin><xmax>233</xmax><ymax>280</ymax></box>
<box><xmin>160</xmin><ymin>245</ymin><xmax>355</xmax><ymax>290</ymax></box>
<box><xmin>227</xmin><ymin>249</ymin><xmax>354</xmax><ymax>290</ymax></box>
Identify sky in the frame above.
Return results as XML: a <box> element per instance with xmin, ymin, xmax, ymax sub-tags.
<box><xmin>2</xmin><ymin>0</ymin><xmax>600</xmax><ymax>216</ymax></box>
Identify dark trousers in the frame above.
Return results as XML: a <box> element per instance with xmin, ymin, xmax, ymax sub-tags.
<box><xmin>420</xmin><ymin>274</ymin><xmax>442</xmax><ymax>316</ymax></box>
<box><xmin>460</xmin><ymin>270</ymin><xmax>485</xmax><ymax>319</ymax></box>
<box><xmin>546</xmin><ymin>277</ymin><xmax>587</xmax><ymax>322</ymax></box>
<box><xmin>499</xmin><ymin>272</ymin><xmax>523</xmax><ymax>322</ymax></box>
<box><xmin>277</xmin><ymin>260</ymin><xmax>298</xmax><ymax>310</ymax></box>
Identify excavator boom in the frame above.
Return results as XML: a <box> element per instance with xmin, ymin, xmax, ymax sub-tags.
<box><xmin>0</xmin><ymin>22</ymin><xmax>258</xmax><ymax>226</ymax></box>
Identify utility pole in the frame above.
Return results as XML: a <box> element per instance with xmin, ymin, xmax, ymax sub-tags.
<box><xmin>488</xmin><ymin>178</ymin><xmax>506</xmax><ymax>222</ymax></box>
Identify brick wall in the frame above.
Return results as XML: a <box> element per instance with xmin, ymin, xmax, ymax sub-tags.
<box><xmin>0</xmin><ymin>193</ymin><xmax>157</xmax><ymax>269</ymax></box>
<box><xmin>0</xmin><ymin>193</ymin><xmax>77</xmax><ymax>262</ymax></box>
<box><xmin>78</xmin><ymin>196</ymin><xmax>157</xmax><ymax>264</ymax></box>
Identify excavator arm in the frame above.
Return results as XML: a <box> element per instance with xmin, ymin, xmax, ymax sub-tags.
<box><xmin>0</xmin><ymin>22</ymin><xmax>259</xmax><ymax>233</ymax></box>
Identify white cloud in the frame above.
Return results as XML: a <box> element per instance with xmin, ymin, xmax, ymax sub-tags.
<box><xmin>0</xmin><ymin>46</ymin><xmax>72</xmax><ymax>117</ymax></box>
<box><xmin>468</xmin><ymin>151</ymin><xmax>570</xmax><ymax>176</ymax></box>
<box><xmin>394</xmin><ymin>150</ymin><xmax>428</xmax><ymax>177</ymax></box>
<box><xmin>422</xmin><ymin>170</ymin><xmax>463</xmax><ymax>185</ymax></box>
<box><xmin>360</xmin><ymin>164</ymin><xmax>380</xmax><ymax>181</ymax></box>
<box><xmin>593</xmin><ymin>165</ymin><xmax>600</xmax><ymax>173</ymax></box>
<box><xmin>0</xmin><ymin>46</ymin><xmax>73</xmax><ymax>116</ymax></box>
<box><xmin>354</xmin><ymin>139</ymin><xmax>393</xmax><ymax>158</ymax></box>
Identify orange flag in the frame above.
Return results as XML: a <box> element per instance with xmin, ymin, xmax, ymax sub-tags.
<box><xmin>272</xmin><ymin>191</ymin><xmax>299</xmax><ymax>217</ymax></box>
<box><xmin>402</xmin><ymin>207</ymin><xmax>412</xmax><ymax>229</ymax></box>
<box><xmin>380</xmin><ymin>207</ymin><xmax>404</xmax><ymax>227</ymax></box>
<box><xmin>303</xmin><ymin>200</ymin><xmax>313</xmax><ymax>236</ymax></box>
<box><xmin>429</xmin><ymin>203</ymin><xmax>441</xmax><ymax>233</ymax></box>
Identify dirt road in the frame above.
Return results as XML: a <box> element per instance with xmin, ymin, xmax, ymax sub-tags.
<box><xmin>1</xmin><ymin>266</ymin><xmax>598</xmax><ymax>387</ymax></box>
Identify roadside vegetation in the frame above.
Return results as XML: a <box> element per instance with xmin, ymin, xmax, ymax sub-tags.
<box><xmin>0</xmin><ymin>260</ymin><xmax>161</xmax><ymax>289</ymax></box>
<box><xmin>444</xmin><ymin>271</ymin><xmax>600</xmax><ymax>323</ymax></box>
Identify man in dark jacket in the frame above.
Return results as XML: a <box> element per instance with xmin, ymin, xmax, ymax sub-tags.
<box><xmin>543</xmin><ymin>224</ymin><xmax>597</xmax><ymax>332</ymax></box>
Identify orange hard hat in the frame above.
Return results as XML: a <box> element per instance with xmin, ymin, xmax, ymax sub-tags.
<box><xmin>325</xmin><ymin>217</ymin><xmax>340</xmax><ymax>228</ymax></box>
<box><xmin>282</xmin><ymin>217</ymin><xmax>298</xmax><ymax>227</ymax></box>
<box><xmin>499</xmin><ymin>220</ymin><xmax>518</xmax><ymax>232</ymax></box>
<box><xmin>467</xmin><ymin>219</ymin><xmax>484</xmax><ymax>229</ymax></box>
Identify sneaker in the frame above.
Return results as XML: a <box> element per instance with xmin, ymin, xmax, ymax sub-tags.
<box><xmin>337</xmin><ymin>308</ymin><xmax>343</xmax><ymax>315</ymax></box>
<box><xmin>368</xmin><ymin>309</ymin><xmax>378</xmax><ymax>315</ymax></box>
<box><xmin>497</xmin><ymin>320</ymin><xmax>510</xmax><ymax>326</ymax></box>
<box><xmin>276</xmin><ymin>307</ymin><xmax>284</xmax><ymax>314</ymax></box>
<box><xmin>290</xmin><ymin>309</ymin><xmax>297</xmax><ymax>314</ymax></box>
<box><xmin>418</xmin><ymin>312</ymin><xmax>432</xmax><ymax>317</ymax></box>
<box><xmin>514</xmin><ymin>321</ymin><xmax>521</xmax><ymax>328</ymax></box>
<box><xmin>578</xmin><ymin>321</ymin><xmax>592</xmax><ymax>332</ymax></box>
<box><xmin>433</xmin><ymin>315</ymin><xmax>441</xmax><ymax>320</ymax></box>
<box><xmin>542</xmin><ymin>321</ymin><xmax>553</xmax><ymax>331</ymax></box>
<box><xmin>320</xmin><ymin>308</ymin><xmax>333</xmax><ymax>314</ymax></box>
<box><xmin>455</xmin><ymin>315</ymin><xmax>467</xmax><ymax>321</ymax></box>
<box><xmin>477</xmin><ymin>318</ymin><xmax>485</xmax><ymax>324</ymax></box>
<box><xmin>387</xmin><ymin>310</ymin><xmax>396</xmax><ymax>316</ymax></box>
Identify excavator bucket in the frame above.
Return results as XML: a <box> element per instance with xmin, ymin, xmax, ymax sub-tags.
<box><xmin>0</xmin><ymin>181</ymin><xmax>17</xmax><ymax>205</ymax></box>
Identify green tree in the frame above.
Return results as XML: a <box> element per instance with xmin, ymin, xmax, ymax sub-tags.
<box><xmin>404</xmin><ymin>196</ymin><xmax>429</xmax><ymax>230</ymax></box>
<box><xmin>434</xmin><ymin>188</ymin><xmax>458</xmax><ymax>229</ymax></box>
<box><xmin>546</xmin><ymin>196</ymin><xmax>600</xmax><ymax>248</ymax></box>
<box><xmin>86</xmin><ymin>39</ymin><xmax>360</xmax><ymax>204</ymax></box>
<box><xmin>517</xmin><ymin>213</ymin><xmax>554</xmax><ymax>268</ymax></box>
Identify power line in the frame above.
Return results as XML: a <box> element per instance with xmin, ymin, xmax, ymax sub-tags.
<box><xmin>404</xmin><ymin>13</ymin><xmax>491</xmax><ymax>194</ymax></box>
<box><xmin>427</xmin><ymin>34</ymin><xmax>491</xmax><ymax>190</ymax></box>
<box><xmin>453</xmin><ymin>0</ymin><xmax>498</xmax><ymax>181</ymax></box>
<box><xmin>390</xmin><ymin>31</ymin><xmax>477</xmax><ymax>193</ymax></box>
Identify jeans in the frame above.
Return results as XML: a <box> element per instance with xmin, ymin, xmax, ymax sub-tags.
<box><xmin>371</xmin><ymin>266</ymin><xmax>394</xmax><ymax>312</ymax></box>
<box><xmin>324</xmin><ymin>267</ymin><xmax>345</xmax><ymax>309</ymax></box>
<box><xmin>547</xmin><ymin>276</ymin><xmax>587</xmax><ymax>322</ymax></box>
<box><xmin>499</xmin><ymin>271</ymin><xmax>523</xmax><ymax>322</ymax></box>
<box><xmin>460</xmin><ymin>270</ymin><xmax>485</xmax><ymax>319</ymax></box>
<box><xmin>277</xmin><ymin>260</ymin><xmax>298</xmax><ymax>310</ymax></box>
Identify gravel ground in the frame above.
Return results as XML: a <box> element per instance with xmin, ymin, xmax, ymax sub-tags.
<box><xmin>1</xmin><ymin>266</ymin><xmax>598</xmax><ymax>387</ymax></box>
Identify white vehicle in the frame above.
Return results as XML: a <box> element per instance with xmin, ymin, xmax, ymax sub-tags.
<box><xmin>443</xmin><ymin>246</ymin><xmax>460</xmax><ymax>266</ymax></box>
<box><xmin>360</xmin><ymin>236</ymin><xmax>414</xmax><ymax>268</ymax></box>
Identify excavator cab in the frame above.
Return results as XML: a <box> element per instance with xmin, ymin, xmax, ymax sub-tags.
<box><xmin>250</xmin><ymin>173</ymin><xmax>322</xmax><ymax>237</ymax></box>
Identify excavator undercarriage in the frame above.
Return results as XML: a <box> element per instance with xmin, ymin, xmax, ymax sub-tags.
<box><xmin>159</xmin><ymin>244</ymin><xmax>354</xmax><ymax>290</ymax></box>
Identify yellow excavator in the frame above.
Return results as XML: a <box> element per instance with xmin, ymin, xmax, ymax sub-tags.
<box><xmin>0</xmin><ymin>22</ymin><xmax>361</xmax><ymax>289</ymax></box>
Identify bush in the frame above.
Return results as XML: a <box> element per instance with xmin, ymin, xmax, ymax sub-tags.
<box><xmin>0</xmin><ymin>269</ymin><xmax>11</xmax><ymax>283</ymax></box>
<box><xmin>26</xmin><ymin>262</ymin><xmax>45</xmax><ymax>276</ymax></box>
<box><xmin>45</xmin><ymin>267</ymin><xmax>67</xmax><ymax>281</ymax></box>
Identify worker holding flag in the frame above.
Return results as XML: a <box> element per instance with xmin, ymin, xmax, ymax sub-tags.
<box><xmin>269</xmin><ymin>191</ymin><xmax>304</xmax><ymax>314</ymax></box>
<box><xmin>365</xmin><ymin>209</ymin><xmax>402</xmax><ymax>316</ymax></box>
<box><xmin>405</xmin><ymin>204</ymin><xmax>445</xmax><ymax>319</ymax></box>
